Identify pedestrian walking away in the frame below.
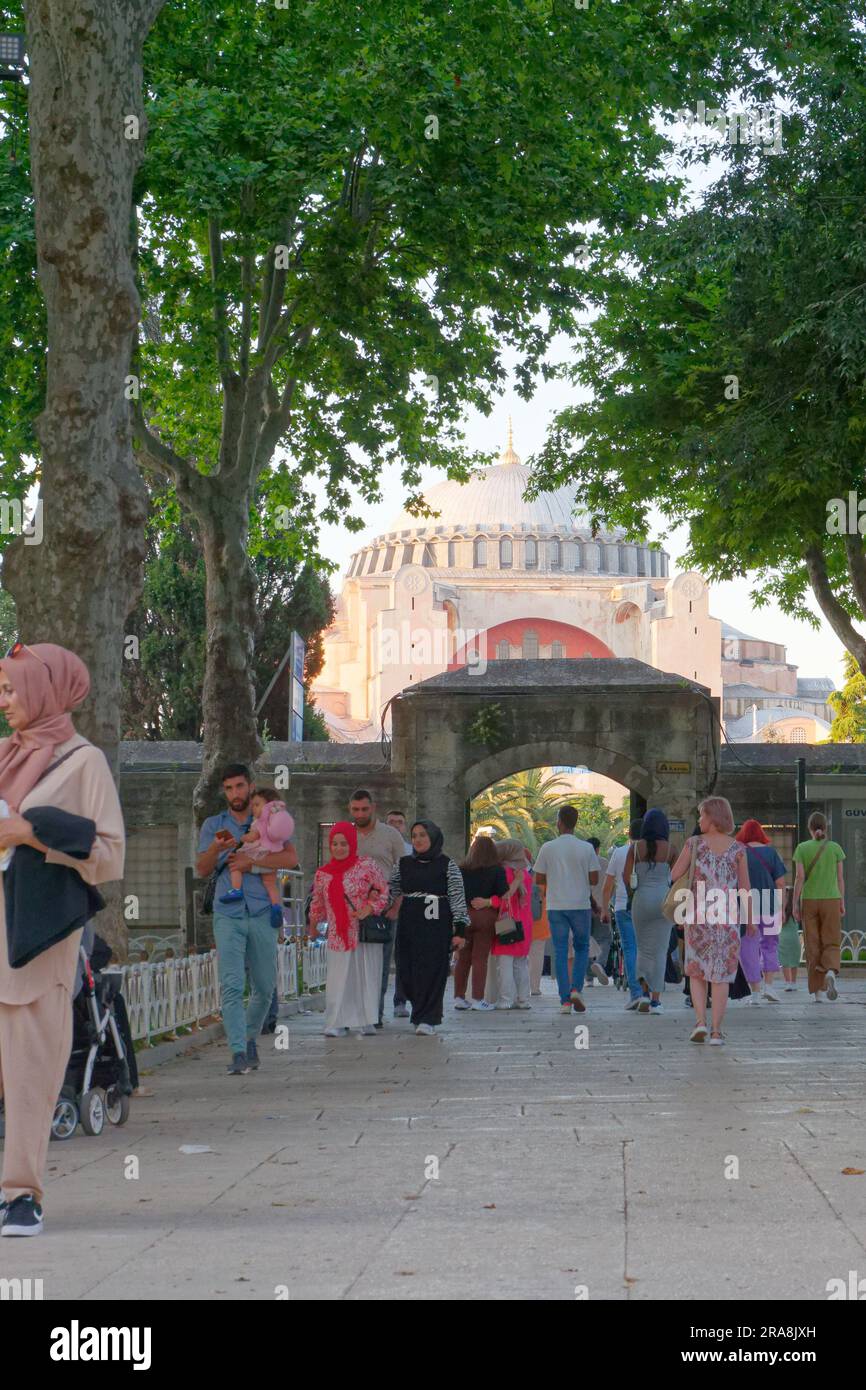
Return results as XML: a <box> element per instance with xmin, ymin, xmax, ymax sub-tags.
<box><xmin>778</xmin><ymin>887</ymin><xmax>802</xmax><ymax>991</ymax></box>
<box><xmin>456</xmin><ymin>833</ymin><xmax>511</xmax><ymax>1012</ymax></box>
<box><xmin>528</xmin><ymin>865</ymin><xmax>551</xmax><ymax>996</ymax></box>
<box><xmin>735</xmin><ymin>820</ymin><xmax>786</xmax><ymax>1005</ymax></box>
<box><xmin>792</xmin><ymin>812</ymin><xmax>845</xmax><ymax>1003</ymax></box>
<box><xmin>308</xmin><ymin>822</ymin><xmax>389</xmax><ymax>1036</ymax></box>
<box><xmin>389</xmin><ymin>821</ymin><xmax>468</xmax><ymax>1034</ymax></box>
<box><xmin>624</xmin><ymin>808</ymin><xmax>675</xmax><ymax>1015</ymax></box>
<box><xmin>671</xmin><ymin>797</ymin><xmax>752</xmax><ymax>1045</ymax></box>
<box><xmin>532</xmin><ymin>805</ymin><xmax>600</xmax><ymax>1014</ymax></box>
<box><xmin>0</xmin><ymin>642</ymin><xmax>125</xmax><ymax>1238</ymax></box>
<box><xmin>602</xmin><ymin>818</ymin><xmax>644</xmax><ymax>1009</ymax></box>
<box><xmin>197</xmin><ymin>764</ymin><xmax>298</xmax><ymax>1075</ymax></box>
<box><xmin>585</xmin><ymin>836</ymin><xmax>612</xmax><ymax>988</ymax></box>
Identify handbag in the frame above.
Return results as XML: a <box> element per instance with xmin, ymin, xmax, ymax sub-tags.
<box><xmin>344</xmin><ymin>892</ymin><xmax>393</xmax><ymax>945</ymax></box>
<box><xmin>662</xmin><ymin>839</ymin><xmax>697</xmax><ymax>923</ymax></box>
<box><xmin>494</xmin><ymin>909</ymin><xmax>524</xmax><ymax>947</ymax></box>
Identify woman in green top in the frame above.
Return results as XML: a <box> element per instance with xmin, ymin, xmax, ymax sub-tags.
<box><xmin>792</xmin><ymin>812</ymin><xmax>846</xmax><ymax>1003</ymax></box>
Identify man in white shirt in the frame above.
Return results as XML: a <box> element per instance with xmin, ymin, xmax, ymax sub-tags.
<box><xmin>533</xmin><ymin>805</ymin><xmax>600</xmax><ymax>1014</ymax></box>
<box><xmin>601</xmin><ymin>818</ymin><xmax>644</xmax><ymax>1010</ymax></box>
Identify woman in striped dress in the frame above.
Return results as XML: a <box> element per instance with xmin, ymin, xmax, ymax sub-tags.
<box><xmin>389</xmin><ymin>821</ymin><xmax>469</xmax><ymax>1035</ymax></box>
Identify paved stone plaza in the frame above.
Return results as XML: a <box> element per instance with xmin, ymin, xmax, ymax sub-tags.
<box><xmin>5</xmin><ymin>977</ymin><xmax>866</xmax><ymax>1301</ymax></box>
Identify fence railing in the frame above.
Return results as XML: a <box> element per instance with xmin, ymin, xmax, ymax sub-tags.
<box><xmin>123</xmin><ymin>936</ymin><xmax>327</xmax><ymax>1045</ymax></box>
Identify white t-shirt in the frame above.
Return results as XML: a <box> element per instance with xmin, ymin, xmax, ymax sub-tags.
<box><xmin>604</xmin><ymin>843</ymin><xmax>630</xmax><ymax>913</ymax></box>
<box><xmin>533</xmin><ymin>835</ymin><xmax>601</xmax><ymax>910</ymax></box>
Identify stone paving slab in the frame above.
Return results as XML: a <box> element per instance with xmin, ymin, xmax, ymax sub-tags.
<box><xmin>2</xmin><ymin>975</ymin><xmax>865</xmax><ymax>1301</ymax></box>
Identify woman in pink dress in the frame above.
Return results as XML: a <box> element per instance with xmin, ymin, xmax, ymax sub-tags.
<box><xmin>490</xmin><ymin>840</ymin><xmax>534</xmax><ymax>1009</ymax></box>
<box><xmin>309</xmin><ymin>821</ymin><xmax>389</xmax><ymax>1037</ymax></box>
<box><xmin>669</xmin><ymin>797</ymin><xmax>753</xmax><ymax>1046</ymax></box>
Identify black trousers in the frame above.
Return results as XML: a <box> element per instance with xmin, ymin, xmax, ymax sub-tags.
<box><xmin>397</xmin><ymin>919</ymin><xmax>453</xmax><ymax>1027</ymax></box>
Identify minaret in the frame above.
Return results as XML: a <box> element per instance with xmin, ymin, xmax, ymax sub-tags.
<box><xmin>500</xmin><ymin>415</ymin><xmax>520</xmax><ymax>466</ymax></box>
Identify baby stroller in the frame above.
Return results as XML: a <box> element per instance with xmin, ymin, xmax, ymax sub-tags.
<box><xmin>51</xmin><ymin>944</ymin><xmax>133</xmax><ymax>1140</ymax></box>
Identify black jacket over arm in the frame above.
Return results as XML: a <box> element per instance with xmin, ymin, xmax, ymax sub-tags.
<box><xmin>4</xmin><ymin>805</ymin><xmax>105</xmax><ymax>969</ymax></box>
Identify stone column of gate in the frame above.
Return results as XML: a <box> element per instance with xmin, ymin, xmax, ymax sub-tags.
<box><xmin>391</xmin><ymin>692</ymin><xmax>466</xmax><ymax>862</ymax></box>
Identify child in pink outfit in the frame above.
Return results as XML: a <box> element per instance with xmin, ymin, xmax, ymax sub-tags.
<box><xmin>219</xmin><ymin>788</ymin><xmax>295</xmax><ymax>926</ymax></box>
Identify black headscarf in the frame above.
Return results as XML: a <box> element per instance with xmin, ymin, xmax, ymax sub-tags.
<box><xmin>411</xmin><ymin>820</ymin><xmax>444</xmax><ymax>860</ymax></box>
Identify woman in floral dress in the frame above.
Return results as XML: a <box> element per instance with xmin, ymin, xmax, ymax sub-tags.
<box><xmin>309</xmin><ymin>821</ymin><xmax>389</xmax><ymax>1037</ymax></box>
<box><xmin>669</xmin><ymin>796</ymin><xmax>753</xmax><ymax>1046</ymax></box>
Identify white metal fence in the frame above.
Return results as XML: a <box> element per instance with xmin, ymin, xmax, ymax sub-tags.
<box><xmin>123</xmin><ymin>938</ymin><xmax>327</xmax><ymax>1045</ymax></box>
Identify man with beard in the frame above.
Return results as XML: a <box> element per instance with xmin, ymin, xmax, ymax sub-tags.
<box><xmin>197</xmin><ymin>764</ymin><xmax>298</xmax><ymax>1075</ymax></box>
<box><xmin>348</xmin><ymin>790</ymin><xmax>408</xmax><ymax>1024</ymax></box>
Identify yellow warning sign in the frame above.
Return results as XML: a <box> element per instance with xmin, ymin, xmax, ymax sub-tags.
<box><xmin>656</xmin><ymin>760</ymin><xmax>691</xmax><ymax>774</ymax></box>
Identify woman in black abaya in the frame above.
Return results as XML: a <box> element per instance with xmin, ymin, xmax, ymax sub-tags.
<box><xmin>389</xmin><ymin>821</ymin><xmax>469</xmax><ymax>1035</ymax></box>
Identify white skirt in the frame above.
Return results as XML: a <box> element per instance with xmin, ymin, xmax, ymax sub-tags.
<box><xmin>324</xmin><ymin>943</ymin><xmax>382</xmax><ymax>1029</ymax></box>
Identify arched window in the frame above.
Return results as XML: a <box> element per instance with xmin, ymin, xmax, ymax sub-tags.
<box><xmin>525</xmin><ymin>537</ymin><xmax>538</xmax><ymax>569</ymax></box>
<box><xmin>636</xmin><ymin>548</ymin><xmax>647</xmax><ymax>576</ymax></box>
<box><xmin>596</xmin><ymin>543</ymin><xmax>607</xmax><ymax>573</ymax></box>
<box><xmin>551</xmin><ymin>640</ymin><xmax>565</xmax><ymax>659</ymax></box>
<box><xmin>383</xmin><ymin>545</ymin><xmax>395</xmax><ymax>571</ymax></box>
<box><xmin>473</xmin><ymin>536</ymin><xmax>487</xmax><ymax>567</ymax></box>
<box><xmin>550</xmin><ymin>538</ymin><xmax>562</xmax><ymax>570</ymax></box>
<box><xmin>422</xmin><ymin>543</ymin><xmax>435</xmax><ymax>567</ymax></box>
<box><xmin>447</xmin><ymin>539</ymin><xmax>457</xmax><ymax>567</ymax></box>
<box><xmin>792</xmin><ymin>726</ymin><xmax>806</xmax><ymax>743</ymax></box>
<box><xmin>573</xmin><ymin>542</ymin><xmax>584</xmax><ymax>571</ymax></box>
<box><xmin>618</xmin><ymin>545</ymin><xmax>629</xmax><ymax>573</ymax></box>
<box><xmin>401</xmin><ymin>543</ymin><xmax>414</xmax><ymax>566</ymax></box>
<box><xmin>496</xmin><ymin>640</ymin><xmax>510</xmax><ymax>660</ymax></box>
<box><xmin>522</xmin><ymin>630</ymin><xmax>539</xmax><ymax>659</ymax></box>
<box><xmin>500</xmin><ymin>537</ymin><xmax>513</xmax><ymax>569</ymax></box>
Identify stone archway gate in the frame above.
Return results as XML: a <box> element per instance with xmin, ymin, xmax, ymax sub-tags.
<box><xmin>390</xmin><ymin>657</ymin><xmax>720</xmax><ymax>854</ymax></box>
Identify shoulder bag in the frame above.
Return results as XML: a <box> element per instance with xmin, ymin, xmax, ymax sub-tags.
<box><xmin>344</xmin><ymin>891</ymin><xmax>393</xmax><ymax>945</ymax></box>
<box><xmin>662</xmin><ymin>839</ymin><xmax>697</xmax><ymax>923</ymax></box>
<box><xmin>801</xmin><ymin>838</ymin><xmax>829</xmax><ymax>887</ymax></box>
<box><xmin>201</xmin><ymin>815</ymin><xmax>251</xmax><ymax>916</ymax></box>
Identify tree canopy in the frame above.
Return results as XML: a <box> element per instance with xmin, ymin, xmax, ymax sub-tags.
<box><xmin>530</xmin><ymin>4</ymin><xmax>866</xmax><ymax>671</ymax></box>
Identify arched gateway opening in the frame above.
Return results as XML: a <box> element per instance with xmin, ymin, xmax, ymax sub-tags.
<box><xmin>391</xmin><ymin>658</ymin><xmax>719</xmax><ymax>858</ymax></box>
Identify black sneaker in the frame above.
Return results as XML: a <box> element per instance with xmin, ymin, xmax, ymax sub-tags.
<box><xmin>246</xmin><ymin>1038</ymin><xmax>260</xmax><ymax>1069</ymax></box>
<box><xmin>1</xmin><ymin>1194</ymin><xmax>43</xmax><ymax>1237</ymax></box>
<box><xmin>226</xmin><ymin>1051</ymin><xmax>250</xmax><ymax>1075</ymax></box>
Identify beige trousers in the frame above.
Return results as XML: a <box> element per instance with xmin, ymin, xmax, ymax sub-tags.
<box><xmin>529</xmin><ymin>938</ymin><xmax>547</xmax><ymax>993</ymax></box>
<box><xmin>801</xmin><ymin>900</ymin><xmax>842</xmax><ymax>996</ymax></box>
<box><xmin>0</xmin><ymin>985</ymin><xmax>72</xmax><ymax>1204</ymax></box>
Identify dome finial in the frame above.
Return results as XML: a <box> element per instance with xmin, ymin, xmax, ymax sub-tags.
<box><xmin>501</xmin><ymin>415</ymin><xmax>520</xmax><ymax>466</ymax></box>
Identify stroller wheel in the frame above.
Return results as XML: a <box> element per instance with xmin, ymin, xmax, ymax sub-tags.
<box><xmin>105</xmin><ymin>1087</ymin><xmax>131</xmax><ymax>1126</ymax></box>
<box><xmin>80</xmin><ymin>1089</ymin><xmax>106</xmax><ymax>1137</ymax></box>
<box><xmin>51</xmin><ymin>1097</ymin><xmax>79</xmax><ymax>1141</ymax></box>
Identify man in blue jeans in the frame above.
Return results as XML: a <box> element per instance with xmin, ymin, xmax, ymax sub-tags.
<box><xmin>601</xmin><ymin>818</ymin><xmax>644</xmax><ymax>1009</ymax></box>
<box><xmin>533</xmin><ymin>805</ymin><xmax>600</xmax><ymax>1014</ymax></box>
<box><xmin>197</xmin><ymin>764</ymin><xmax>298</xmax><ymax>1075</ymax></box>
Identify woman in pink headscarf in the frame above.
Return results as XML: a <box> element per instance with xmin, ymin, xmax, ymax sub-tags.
<box><xmin>0</xmin><ymin>642</ymin><xmax>124</xmax><ymax>1237</ymax></box>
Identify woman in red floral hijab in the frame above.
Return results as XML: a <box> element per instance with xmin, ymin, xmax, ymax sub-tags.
<box><xmin>309</xmin><ymin>822</ymin><xmax>388</xmax><ymax>1037</ymax></box>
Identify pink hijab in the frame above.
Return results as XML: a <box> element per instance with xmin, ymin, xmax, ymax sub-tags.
<box><xmin>0</xmin><ymin>643</ymin><xmax>90</xmax><ymax>810</ymax></box>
